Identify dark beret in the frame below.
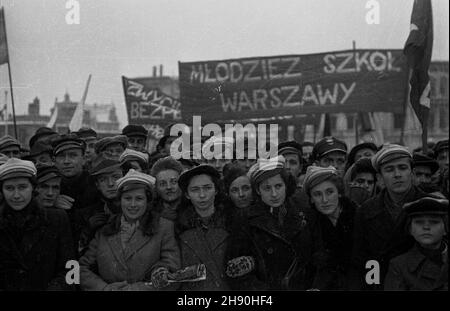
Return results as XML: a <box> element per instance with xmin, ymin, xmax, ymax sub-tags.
<box><xmin>178</xmin><ymin>164</ymin><xmax>220</xmax><ymax>193</ymax></box>
<box><xmin>122</xmin><ymin>125</ymin><xmax>148</xmax><ymax>138</ymax></box>
<box><xmin>74</xmin><ymin>127</ymin><xmax>97</xmax><ymax>139</ymax></box>
<box><xmin>413</xmin><ymin>153</ymin><xmax>440</xmax><ymax>175</ymax></box>
<box><xmin>404</xmin><ymin>197</ymin><xmax>448</xmax><ymax>217</ymax></box>
<box><xmin>29</xmin><ymin>127</ymin><xmax>57</xmax><ymax>149</ymax></box>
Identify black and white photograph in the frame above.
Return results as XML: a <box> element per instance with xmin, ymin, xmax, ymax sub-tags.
<box><xmin>0</xmin><ymin>0</ymin><xmax>448</xmax><ymax>300</ymax></box>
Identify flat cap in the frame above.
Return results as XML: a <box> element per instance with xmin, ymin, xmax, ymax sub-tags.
<box><xmin>27</xmin><ymin>140</ymin><xmax>53</xmax><ymax>158</ymax></box>
<box><xmin>371</xmin><ymin>144</ymin><xmax>412</xmax><ymax>172</ymax></box>
<box><xmin>0</xmin><ymin>158</ymin><xmax>37</xmax><ymax>181</ymax></box>
<box><xmin>89</xmin><ymin>154</ymin><xmax>122</xmax><ymax>176</ymax></box>
<box><xmin>122</xmin><ymin>124</ymin><xmax>148</xmax><ymax>138</ymax></box>
<box><xmin>119</xmin><ymin>148</ymin><xmax>149</xmax><ymax>165</ymax></box>
<box><xmin>303</xmin><ymin>165</ymin><xmax>339</xmax><ymax>195</ymax></box>
<box><xmin>0</xmin><ymin>135</ymin><xmax>21</xmax><ymax>151</ymax></box>
<box><xmin>36</xmin><ymin>165</ymin><xmax>61</xmax><ymax>184</ymax></box>
<box><xmin>278</xmin><ymin>141</ymin><xmax>303</xmax><ymax>157</ymax></box>
<box><xmin>433</xmin><ymin>139</ymin><xmax>448</xmax><ymax>157</ymax></box>
<box><xmin>0</xmin><ymin>153</ymin><xmax>10</xmax><ymax>166</ymax></box>
<box><xmin>312</xmin><ymin>136</ymin><xmax>347</xmax><ymax>160</ymax></box>
<box><xmin>178</xmin><ymin>164</ymin><xmax>220</xmax><ymax>192</ymax></box>
<box><xmin>413</xmin><ymin>153</ymin><xmax>440</xmax><ymax>175</ymax></box>
<box><xmin>404</xmin><ymin>197</ymin><xmax>448</xmax><ymax>217</ymax></box>
<box><xmin>116</xmin><ymin>169</ymin><xmax>155</xmax><ymax>192</ymax></box>
<box><xmin>247</xmin><ymin>155</ymin><xmax>285</xmax><ymax>186</ymax></box>
<box><xmin>348</xmin><ymin>142</ymin><xmax>378</xmax><ymax>164</ymax></box>
<box><xmin>95</xmin><ymin>135</ymin><xmax>128</xmax><ymax>153</ymax></box>
<box><xmin>74</xmin><ymin>127</ymin><xmax>97</xmax><ymax>139</ymax></box>
<box><xmin>51</xmin><ymin>134</ymin><xmax>86</xmax><ymax>156</ymax></box>
<box><xmin>29</xmin><ymin>127</ymin><xmax>57</xmax><ymax>149</ymax></box>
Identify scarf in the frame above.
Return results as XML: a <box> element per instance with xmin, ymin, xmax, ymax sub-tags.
<box><xmin>119</xmin><ymin>215</ymin><xmax>139</xmax><ymax>250</ymax></box>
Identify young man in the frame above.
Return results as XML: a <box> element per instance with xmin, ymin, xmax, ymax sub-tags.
<box><xmin>122</xmin><ymin>124</ymin><xmax>148</xmax><ymax>152</ymax></box>
<box><xmin>74</xmin><ymin>127</ymin><xmax>98</xmax><ymax>168</ymax></box>
<box><xmin>78</xmin><ymin>155</ymin><xmax>123</xmax><ymax>254</ymax></box>
<box><xmin>413</xmin><ymin>153</ymin><xmax>441</xmax><ymax>196</ymax></box>
<box><xmin>52</xmin><ymin>134</ymin><xmax>100</xmax><ymax>257</ymax></box>
<box><xmin>151</xmin><ymin>156</ymin><xmax>184</xmax><ymax>221</ymax></box>
<box><xmin>312</xmin><ymin>136</ymin><xmax>348</xmax><ymax>177</ymax></box>
<box><xmin>384</xmin><ymin>197</ymin><xmax>448</xmax><ymax>290</ymax></box>
<box><xmin>23</xmin><ymin>140</ymin><xmax>53</xmax><ymax>168</ymax></box>
<box><xmin>278</xmin><ymin>141</ymin><xmax>304</xmax><ymax>186</ymax></box>
<box><xmin>0</xmin><ymin>135</ymin><xmax>21</xmax><ymax>159</ymax></box>
<box><xmin>94</xmin><ymin>135</ymin><xmax>128</xmax><ymax>161</ymax></box>
<box><xmin>350</xmin><ymin>144</ymin><xmax>428</xmax><ymax>290</ymax></box>
<box><xmin>434</xmin><ymin>139</ymin><xmax>449</xmax><ymax>173</ymax></box>
<box><xmin>35</xmin><ymin>165</ymin><xmax>62</xmax><ymax>209</ymax></box>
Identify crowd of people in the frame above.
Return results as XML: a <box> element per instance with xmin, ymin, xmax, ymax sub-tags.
<box><xmin>0</xmin><ymin>124</ymin><xmax>448</xmax><ymax>291</ymax></box>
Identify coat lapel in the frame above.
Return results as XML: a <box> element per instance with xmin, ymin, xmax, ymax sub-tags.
<box><xmin>122</xmin><ymin>230</ymin><xmax>152</xmax><ymax>261</ymax></box>
<box><xmin>106</xmin><ymin>234</ymin><xmax>129</xmax><ymax>270</ymax></box>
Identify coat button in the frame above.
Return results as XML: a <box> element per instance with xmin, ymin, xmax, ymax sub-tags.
<box><xmin>267</xmin><ymin>247</ymin><xmax>274</xmax><ymax>254</ymax></box>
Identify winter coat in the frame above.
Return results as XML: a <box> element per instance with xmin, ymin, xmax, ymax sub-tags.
<box><xmin>384</xmin><ymin>242</ymin><xmax>448</xmax><ymax>291</ymax></box>
<box><xmin>225</xmin><ymin>197</ymin><xmax>321</xmax><ymax>290</ymax></box>
<box><xmin>176</xmin><ymin>203</ymin><xmax>232</xmax><ymax>291</ymax></box>
<box><xmin>0</xmin><ymin>201</ymin><xmax>75</xmax><ymax>291</ymax></box>
<box><xmin>309</xmin><ymin>197</ymin><xmax>356</xmax><ymax>290</ymax></box>
<box><xmin>79</xmin><ymin>212</ymin><xmax>181</xmax><ymax>291</ymax></box>
<box><xmin>349</xmin><ymin>186</ymin><xmax>428</xmax><ymax>290</ymax></box>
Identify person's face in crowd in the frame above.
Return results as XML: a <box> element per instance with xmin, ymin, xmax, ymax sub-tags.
<box><xmin>353</xmin><ymin>172</ymin><xmax>376</xmax><ymax>195</ymax></box>
<box><xmin>310</xmin><ymin>180</ymin><xmax>340</xmax><ymax>217</ymax></box>
<box><xmin>186</xmin><ymin>174</ymin><xmax>217</xmax><ymax>214</ymax></box>
<box><xmin>128</xmin><ymin>136</ymin><xmax>146</xmax><ymax>152</ymax></box>
<box><xmin>208</xmin><ymin>158</ymin><xmax>232</xmax><ymax>175</ymax></box>
<box><xmin>163</xmin><ymin>137</ymin><xmax>177</xmax><ymax>155</ymax></box>
<box><xmin>156</xmin><ymin>169</ymin><xmax>181</xmax><ymax>203</ymax></box>
<box><xmin>229</xmin><ymin>175</ymin><xmax>253</xmax><ymax>209</ymax></box>
<box><xmin>258</xmin><ymin>174</ymin><xmax>286</xmax><ymax>209</ymax></box>
<box><xmin>354</xmin><ymin>148</ymin><xmax>376</xmax><ymax>162</ymax></box>
<box><xmin>54</xmin><ymin>148</ymin><xmax>85</xmax><ymax>178</ymax></box>
<box><xmin>318</xmin><ymin>151</ymin><xmax>347</xmax><ymax>176</ymax></box>
<box><xmin>436</xmin><ymin>149</ymin><xmax>449</xmax><ymax>171</ymax></box>
<box><xmin>2</xmin><ymin>177</ymin><xmax>33</xmax><ymax>211</ymax></box>
<box><xmin>36</xmin><ymin>177</ymin><xmax>61</xmax><ymax>208</ymax></box>
<box><xmin>2</xmin><ymin>146</ymin><xmax>21</xmax><ymax>159</ymax></box>
<box><xmin>104</xmin><ymin>143</ymin><xmax>125</xmax><ymax>161</ymax></box>
<box><xmin>82</xmin><ymin>138</ymin><xmax>97</xmax><ymax>162</ymax></box>
<box><xmin>283</xmin><ymin>153</ymin><xmax>302</xmax><ymax>179</ymax></box>
<box><xmin>96</xmin><ymin>170</ymin><xmax>123</xmax><ymax>200</ymax></box>
<box><xmin>414</xmin><ymin>166</ymin><xmax>433</xmax><ymax>186</ymax></box>
<box><xmin>121</xmin><ymin>187</ymin><xmax>148</xmax><ymax>222</ymax></box>
<box><xmin>379</xmin><ymin>158</ymin><xmax>413</xmax><ymax>195</ymax></box>
<box><xmin>410</xmin><ymin>215</ymin><xmax>446</xmax><ymax>249</ymax></box>
<box><xmin>33</xmin><ymin>152</ymin><xmax>53</xmax><ymax>167</ymax></box>
<box><xmin>302</xmin><ymin>146</ymin><xmax>314</xmax><ymax>163</ymax></box>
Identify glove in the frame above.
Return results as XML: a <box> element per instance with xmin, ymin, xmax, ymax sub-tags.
<box><xmin>89</xmin><ymin>213</ymin><xmax>109</xmax><ymax>230</ymax></box>
<box><xmin>226</xmin><ymin>256</ymin><xmax>255</xmax><ymax>278</ymax></box>
<box><xmin>151</xmin><ymin>267</ymin><xmax>170</xmax><ymax>289</ymax></box>
<box><xmin>103</xmin><ymin>281</ymin><xmax>128</xmax><ymax>291</ymax></box>
<box><xmin>55</xmin><ymin>195</ymin><xmax>75</xmax><ymax>210</ymax></box>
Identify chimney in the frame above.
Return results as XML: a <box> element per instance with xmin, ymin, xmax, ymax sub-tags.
<box><xmin>160</xmin><ymin>64</ymin><xmax>163</xmax><ymax>77</ymax></box>
<box><xmin>28</xmin><ymin>97</ymin><xmax>40</xmax><ymax>116</ymax></box>
<box><xmin>153</xmin><ymin>66</ymin><xmax>157</xmax><ymax>77</ymax></box>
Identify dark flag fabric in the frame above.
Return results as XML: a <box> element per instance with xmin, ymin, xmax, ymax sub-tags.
<box><xmin>0</xmin><ymin>8</ymin><xmax>9</xmax><ymax>65</ymax></box>
<box><xmin>403</xmin><ymin>0</ymin><xmax>433</xmax><ymax>127</ymax></box>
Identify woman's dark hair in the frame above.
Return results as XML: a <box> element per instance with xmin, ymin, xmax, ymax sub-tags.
<box><xmin>120</xmin><ymin>160</ymin><xmax>149</xmax><ymax>175</ymax></box>
<box><xmin>253</xmin><ymin>169</ymin><xmax>297</xmax><ymax>200</ymax></box>
<box><xmin>180</xmin><ymin>171</ymin><xmax>225</xmax><ymax>208</ymax></box>
<box><xmin>222</xmin><ymin>163</ymin><xmax>248</xmax><ymax>193</ymax></box>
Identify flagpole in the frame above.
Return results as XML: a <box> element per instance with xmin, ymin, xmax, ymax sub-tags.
<box><xmin>352</xmin><ymin>41</ymin><xmax>359</xmax><ymax>145</ymax></box>
<box><xmin>1</xmin><ymin>9</ymin><xmax>17</xmax><ymax>139</ymax></box>
<box><xmin>4</xmin><ymin>90</ymin><xmax>8</xmax><ymax>136</ymax></box>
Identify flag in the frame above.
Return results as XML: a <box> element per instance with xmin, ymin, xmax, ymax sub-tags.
<box><xmin>46</xmin><ymin>105</ymin><xmax>58</xmax><ymax>128</ymax></box>
<box><xmin>0</xmin><ymin>8</ymin><xmax>9</xmax><ymax>65</ymax></box>
<box><xmin>69</xmin><ymin>74</ymin><xmax>92</xmax><ymax>132</ymax></box>
<box><xmin>404</xmin><ymin>0</ymin><xmax>433</xmax><ymax>127</ymax></box>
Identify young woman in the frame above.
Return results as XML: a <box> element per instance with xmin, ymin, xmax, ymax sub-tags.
<box><xmin>79</xmin><ymin>169</ymin><xmax>180</xmax><ymax>291</ymax></box>
<box><xmin>303</xmin><ymin>165</ymin><xmax>357</xmax><ymax>290</ymax></box>
<box><xmin>0</xmin><ymin>158</ymin><xmax>74</xmax><ymax>290</ymax></box>
<box><xmin>176</xmin><ymin>164</ymin><xmax>233</xmax><ymax>290</ymax></box>
<box><xmin>226</xmin><ymin>156</ymin><xmax>319</xmax><ymax>290</ymax></box>
<box><xmin>222</xmin><ymin>163</ymin><xmax>253</xmax><ymax>221</ymax></box>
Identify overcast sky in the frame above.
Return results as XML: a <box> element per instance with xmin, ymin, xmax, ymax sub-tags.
<box><xmin>0</xmin><ymin>0</ymin><xmax>448</xmax><ymax>127</ymax></box>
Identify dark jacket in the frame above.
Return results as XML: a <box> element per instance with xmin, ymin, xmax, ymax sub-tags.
<box><xmin>310</xmin><ymin>197</ymin><xmax>356</xmax><ymax>290</ymax></box>
<box><xmin>384</xmin><ymin>242</ymin><xmax>448</xmax><ymax>291</ymax></box>
<box><xmin>349</xmin><ymin>186</ymin><xmax>428</xmax><ymax>290</ymax></box>
<box><xmin>176</xmin><ymin>203</ymin><xmax>232</xmax><ymax>291</ymax></box>
<box><xmin>60</xmin><ymin>170</ymin><xmax>101</xmax><ymax>256</ymax></box>
<box><xmin>0</xmin><ymin>201</ymin><xmax>75</xmax><ymax>291</ymax></box>
<box><xmin>225</xmin><ymin>197</ymin><xmax>321</xmax><ymax>290</ymax></box>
